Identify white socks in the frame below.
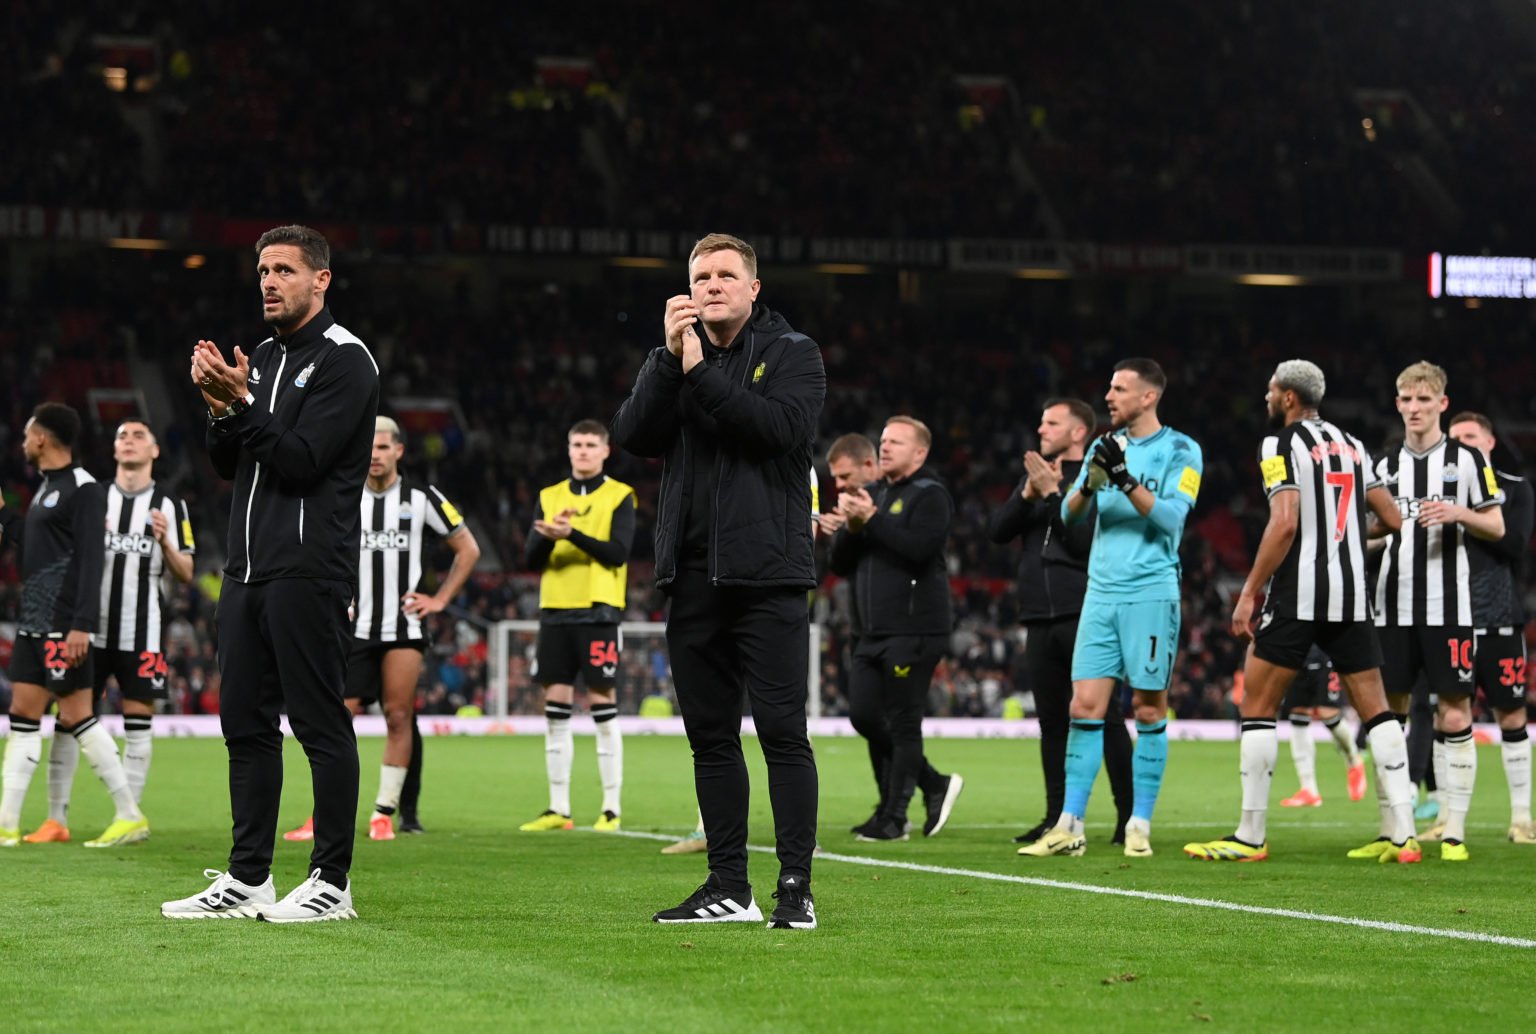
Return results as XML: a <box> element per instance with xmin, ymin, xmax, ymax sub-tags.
<box><xmin>1</xmin><ymin>720</ymin><xmax>44</xmax><ymax>830</ymax></box>
<box><xmin>545</xmin><ymin>702</ymin><xmax>574</xmax><ymax>816</ymax></box>
<box><xmin>74</xmin><ymin>718</ymin><xmax>141</xmax><ymax>822</ymax></box>
<box><xmin>122</xmin><ymin>714</ymin><xmax>153</xmax><ymax>804</ymax></box>
<box><xmin>48</xmin><ymin>726</ymin><xmax>80</xmax><ymax>823</ymax></box>
<box><xmin>1324</xmin><ymin>715</ymin><xmax>1360</xmax><ymax>764</ymax></box>
<box><xmin>1237</xmin><ymin>720</ymin><xmax>1277</xmax><ymax>844</ymax></box>
<box><xmin>1365</xmin><ymin>717</ymin><xmax>1415</xmax><ymax>843</ymax></box>
<box><xmin>592</xmin><ymin>703</ymin><xmax>622</xmax><ymax>816</ymax></box>
<box><xmin>543</xmin><ymin>701</ymin><xmax>623</xmax><ymax>818</ymax></box>
<box><xmin>1430</xmin><ymin>736</ymin><xmax>1448</xmax><ymax>814</ymax></box>
<box><xmin>1287</xmin><ymin>718</ymin><xmax>1317</xmax><ymax>794</ymax></box>
<box><xmin>1441</xmin><ymin>728</ymin><xmax>1476</xmax><ymax>844</ymax></box>
<box><xmin>1503</xmin><ymin>728</ymin><xmax>1531</xmax><ymax>826</ymax></box>
<box><xmin>374</xmin><ymin>764</ymin><xmax>407</xmax><ymax>817</ymax></box>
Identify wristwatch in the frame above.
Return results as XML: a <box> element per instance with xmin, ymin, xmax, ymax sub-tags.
<box><xmin>212</xmin><ymin>393</ymin><xmax>255</xmax><ymax>422</ymax></box>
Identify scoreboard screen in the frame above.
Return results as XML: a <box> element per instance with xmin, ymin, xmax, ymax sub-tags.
<box><xmin>1428</xmin><ymin>252</ymin><xmax>1536</xmax><ymax>299</ymax></box>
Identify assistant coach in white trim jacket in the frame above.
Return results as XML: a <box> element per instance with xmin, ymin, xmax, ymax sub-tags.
<box><xmin>163</xmin><ymin>225</ymin><xmax>378</xmax><ymax>924</ymax></box>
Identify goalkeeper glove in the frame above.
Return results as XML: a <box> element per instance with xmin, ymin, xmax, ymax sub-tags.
<box><xmin>1083</xmin><ymin>461</ymin><xmax>1109</xmax><ymax>493</ymax></box>
<box><xmin>1091</xmin><ymin>434</ymin><xmax>1139</xmax><ymax>493</ymax></box>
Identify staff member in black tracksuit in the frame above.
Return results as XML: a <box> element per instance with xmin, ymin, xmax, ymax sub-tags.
<box><xmin>988</xmin><ymin>399</ymin><xmax>1132</xmax><ymax>846</ymax></box>
<box><xmin>614</xmin><ymin>233</ymin><xmax>824</xmax><ymax>931</ymax></box>
<box><xmin>832</xmin><ymin>416</ymin><xmax>964</xmax><ymax>842</ymax></box>
<box><xmin>820</xmin><ymin>431</ymin><xmax>951</xmax><ymax>834</ymax></box>
<box><xmin>162</xmin><ymin>225</ymin><xmax>378</xmax><ymax>924</ymax></box>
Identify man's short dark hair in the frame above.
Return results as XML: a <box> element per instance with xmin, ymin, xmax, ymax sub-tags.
<box><xmin>31</xmin><ymin>403</ymin><xmax>81</xmax><ymax>449</ymax></box>
<box><xmin>826</xmin><ymin>433</ymin><xmax>876</xmax><ymax>464</ymax></box>
<box><xmin>117</xmin><ymin>418</ymin><xmax>157</xmax><ymax>442</ymax></box>
<box><xmin>1113</xmin><ymin>357</ymin><xmax>1167</xmax><ymax>394</ymax></box>
<box><xmin>1448</xmin><ymin>411</ymin><xmax>1493</xmax><ymax>436</ymax></box>
<box><xmin>255</xmin><ymin>224</ymin><xmax>331</xmax><ymax>271</ymax></box>
<box><xmin>1043</xmin><ymin>397</ymin><xmax>1096</xmax><ymax>437</ymax></box>
<box><xmin>569</xmin><ymin>419</ymin><xmax>609</xmax><ymax>442</ymax></box>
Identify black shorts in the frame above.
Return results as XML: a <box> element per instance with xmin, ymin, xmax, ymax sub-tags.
<box><xmin>345</xmin><ymin>639</ymin><xmax>425</xmax><ymax>706</ymax></box>
<box><xmin>1281</xmin><ymin>648</ymin><xmax>1342</xmax><ymax>715</ymax></box>
<box><xmin>1253</xmin><ymin>613</ymin><xmax>1382</xmax><ymax>675</ymax></box>
<box><xmin>8</xmin><ymin>632</ymin><xmax>94</xmax><ymax>695</ymax></box>
<box><xmin>535</xmin><ymin>623</ymin><xmax>620</xmax><ymax>690</ymax></box>
<box><xmin>1377</xmin><ymin>624</ymin><xmax>1477</xmax><ymax>700</ymax></box>
<box><xmin>93</xmin><ymin>648</ymin><xmax>168</xmax><ymax>703</ymax></box>
<box><xmin>1475</xmin><ymin>625</ymin><xmax>1528</xmax><ymax>712</ymax></box>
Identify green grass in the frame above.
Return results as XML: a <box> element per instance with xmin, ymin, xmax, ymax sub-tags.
<box><xmin>3</xmin><ymin>732</ymin><xmax>1534</xmax><ymax>1032</ymax></box>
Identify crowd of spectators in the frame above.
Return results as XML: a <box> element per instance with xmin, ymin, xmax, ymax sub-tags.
<box><xmin>9</xmin><ymin>2</ymin><xmax>1536</xmax><ymax>246</ymax></box>
<box><xmin>7</xmin><ymin>2</ymin><xmax>1536</xmax><ymax>720</ymax></box>
<box><xmin>5</xmin><ymin>244</ymin><xmax>1536</xmax><ymax>723</ymax></box>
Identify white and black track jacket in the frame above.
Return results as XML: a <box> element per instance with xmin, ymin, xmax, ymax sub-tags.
<box><xmin>207</xmin><ymin>307</ymin><xmax>379</xmax><ymax>586</ymax></box>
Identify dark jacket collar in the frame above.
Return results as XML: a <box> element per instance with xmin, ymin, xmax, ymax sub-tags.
<box><xmin>568</xmin><ymin>473</ymin><xmax>608</xmax><ymax>493</ymax></box>
<box><xmin>711</xmin><ymin>303</ymin><xmax>789</xmax><ymax>355</ymax></box>
<box><xmin>273</xmin><ymin>306</ymin><xmax>337</xmax><ymax>352</ymax></box>
<box><xmin>887</xmin><ymin>463</ymin><xmax>941</xmax><ymax>489</ymax></box>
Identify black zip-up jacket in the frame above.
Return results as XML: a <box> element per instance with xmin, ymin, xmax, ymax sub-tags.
<box><xmin>611</xmin><ymin>303</ymin><xmax>825</xmax><ymax>589</ymax></box>
<box><xmin>10</xmin><ymin>464</ymin><xmax>107</xmax><ymax>635</ymax></box>
<box><xmin>986</xmin><ymin>458</ymin><xmax>1094</xmax><ymax>622</ymax></box>
<box><xmin>1467</xmin><ymin>468</ymin><xmax>1533</xmax><ymax>627</ymax></box>
<box><xmin>207</xmin><ymin>307</ymin><xmax>379</xmax><ymax>586</ymax></box>
<box><xmin>829</xmin><ymin>464</ymin><xmax>954</xmax><ymax>637</ymax></box>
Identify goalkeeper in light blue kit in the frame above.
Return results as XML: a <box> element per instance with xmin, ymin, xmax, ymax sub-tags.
<box><xmin>1020</xmin><ymin>358</ymin><xmax>1201</xmax><ymax>859</ymax></box>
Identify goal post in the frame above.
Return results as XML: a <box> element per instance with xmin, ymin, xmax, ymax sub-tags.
<box><xmin>489</xmin><ymin>619</ymin><xmax>822</xmax><ymax>720</ymax></box>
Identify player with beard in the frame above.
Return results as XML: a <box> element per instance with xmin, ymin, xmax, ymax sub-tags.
<box><xmin>1021</xmin><ymin>360</ymin><xmax>1201</xmax><ymax>860</ymax></box>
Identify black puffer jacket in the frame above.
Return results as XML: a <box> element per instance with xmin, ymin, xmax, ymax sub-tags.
<box><xmin>612</xmin><ymin>303</ymin><xmax>825</xmax><ymax>589</ymax></box>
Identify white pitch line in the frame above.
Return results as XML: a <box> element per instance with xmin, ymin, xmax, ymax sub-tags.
<box><xmin>949</xmin><ymin>820</ymin><xmax>1519</xmax><ymax>832</ymax></box>
<box><xmin>612</xmin><ymin>829</ymin><xmax>1536</xmax><ymax>949</ymax></box>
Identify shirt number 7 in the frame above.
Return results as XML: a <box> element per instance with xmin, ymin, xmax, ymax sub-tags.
<box><xmin>1325</xmin><ymin>471</ymin><xmax>1354</xmax><ymax>542</ymax></box>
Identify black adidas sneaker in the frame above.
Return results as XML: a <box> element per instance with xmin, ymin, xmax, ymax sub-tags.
<box><xmin>767</xmin><ymin>874</ymin><xmax>816</xmax><ymax>930</ymax></box>
<box><xmin>652</xmin><ymin>874</ymin><xmax>762</xmax><ymax>923</ymax></box>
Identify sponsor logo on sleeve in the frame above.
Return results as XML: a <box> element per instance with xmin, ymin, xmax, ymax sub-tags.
<box><xmin>1178</xmin><ymin>466</ymin><xmax>1202</xmax><ymax>499</ymax></box>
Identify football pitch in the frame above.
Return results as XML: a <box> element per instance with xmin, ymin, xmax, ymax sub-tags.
<box><xmin>4</xmin><ymin>732</ymin><xmax>1534</xmax><ymax>1033</ymax></box>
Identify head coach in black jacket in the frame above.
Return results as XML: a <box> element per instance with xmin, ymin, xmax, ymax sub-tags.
<box><xmin>830</xmin><ymin>416</ymin><xmax>965</xmax><ymax>843</ymax></box>
<box><xmin>987</xmin><ymin>399</ymin><xmax>1132</xmax><ymax>848</ymax></box>
<box><xmin>167</xmin><ymin>225</ymin><xmax>378</xmax><ymax>923</ymax></box>
<box><xmin>613</xmin><ymin>233</ymin><xmax>824</xmax><ymax>930</ymax></box>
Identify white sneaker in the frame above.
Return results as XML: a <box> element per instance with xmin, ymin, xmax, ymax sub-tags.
<box><xmin>161</xmin><ymin>869</ymin><xmax>275</xmax><ymax>919</ymax></box>
<box><xmin>257</xmin><ymin>869</ymin><xmax>356</xmax><ymax>923</ymax></box>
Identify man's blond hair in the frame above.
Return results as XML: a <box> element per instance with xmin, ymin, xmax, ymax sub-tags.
<box><xmin>1396</xmin><ymin>360</ymin><xmax>1447</xmax><ymax>396</ymax></box>
<box><xmin>376</xmin><ymin>415</ymin><xmax>403</xmax><ymax>443</ymax></box>
<box><xmin>688</xmin><ymin>233</ymin><xmax>758</xmax><ymax>279</ymax></box>
<box><xmin>885</xmin><ymin>415</ymin><xmax>932</xmax><ymax>449</ymax></box>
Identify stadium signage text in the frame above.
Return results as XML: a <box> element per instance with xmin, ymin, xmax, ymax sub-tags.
<box><xmin>1428</xmin><ymin>252</ymin><xmax>1536</xmax><ymax>299</ymax></box>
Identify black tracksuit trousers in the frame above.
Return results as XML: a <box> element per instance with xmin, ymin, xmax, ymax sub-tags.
<box><xmin>849</xmin><ymin>635</ymin><xmax>948</xmax><ymax>824</ymax></box>
<box><xmin>218</xmin><ymin>577</ymin><xmax>359</xmax><ymax>888</ymax></box>
<box><xmin>665</xmin><ymin>568</ymin><xmax>819</xmax><ymax>889</ymax></box>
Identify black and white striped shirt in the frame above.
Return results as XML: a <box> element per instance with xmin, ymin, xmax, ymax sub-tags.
<box><xmin>1373</xmin><ymin>435</ymin><xmax>1503</xmax><ymax>627</ymax></box>
<box><xmin>353</xmin><ymin>476</ymin><xmax>465</xmax><ymax>643</ymax></box>
<box><xmin>1257</xmin><ymin>418</ymin><xmax>1378</xmax><ymax>622</ymax></box>
<box><xmin>92</xmin><ymin>482</ymin><xmax>195</xmax><ymax>654</ymax></box>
